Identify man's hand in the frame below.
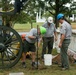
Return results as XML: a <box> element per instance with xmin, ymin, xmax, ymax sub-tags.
<box><xmin>58</xmin><ymin>34</ymin><xmax>65</xmax><ymax>48</ymax></box>
<box><xmin>55</xmin><ymin>37</ymin><xmax>57</xmax><ymax>41</ymax></box>
<box><xmin>54</xmin><ymin>32</ymin><xmax>57</xmax><ymax>41</ymax></box>
<box><xmin>58</xmin><ymin>42</ymin><xmax>62</xmax><ymax>48</ymax></box>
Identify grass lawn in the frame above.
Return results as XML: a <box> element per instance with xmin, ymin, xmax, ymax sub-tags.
<box><xmin>14</xmin><ymin>22</ymin><xmax>44</xmax><ymax>32</ymax></box>
<box><xmin>1</xmin><ymin>63</ymin><xmax>76</xmax><ymax>75</ymax></box>
<box><xmin>0</xmin><ymin>22</ymin><xmax>76</xmax><ymax>75</ymax></box>
<box><xmin>14</xmin><ymin>22</ymin><xmax>76</xmax><ymax>32</ymax></box>
<box><xmin>1</xmin><ymin>48</ymin><xmax>76</xmax><ymax>75</ymax></box>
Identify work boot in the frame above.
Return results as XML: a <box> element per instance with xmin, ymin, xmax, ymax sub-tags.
<box><xmin>61</xmin><ymin>67</ymin><xmax>69</xmax><ymax>71</ymax></box>
<box><xmin>22</xmin><ymin>62</ymin><xmax>26</xmax><ymax>68</ymax></box>
<box><xmin>31</xmin><ymin>62</ymin><xmax>36</xmax><ymax>68</ymax></box>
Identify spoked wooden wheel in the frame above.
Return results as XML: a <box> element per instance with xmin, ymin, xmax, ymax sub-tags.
<box><xmin>0</xmin><ymin>25</ymin><xmax>23</xmax><ymax>69</ymax></box>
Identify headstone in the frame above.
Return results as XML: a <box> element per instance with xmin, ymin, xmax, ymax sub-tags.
<box><xmin>9</xmin><ymin>72</ymin><xmax>24</xmax><ymax>75</ymax></box>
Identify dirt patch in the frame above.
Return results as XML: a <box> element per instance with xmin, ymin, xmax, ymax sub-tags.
<box><xmin>72</xmin><ymin>23</ymin><xmax>76</xmax><ymax>29</ymax></box>
<box><xmin>72</xmin><ymin>25</ymin><xmax>76</xmax><ymax>29</ymax></box>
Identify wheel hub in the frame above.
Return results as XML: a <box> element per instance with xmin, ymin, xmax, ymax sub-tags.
<box><xmin>0</xmin><ymin>43</ymin><xmax>5</xmax><ymax>52</ymax></box>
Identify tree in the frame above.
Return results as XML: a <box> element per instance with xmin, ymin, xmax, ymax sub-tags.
<box><xmin>0</xmin><ymin>0</ymin><xmax>31</xmax><ymax>27</ymax></box>
<box><xmin>70</xmin><ymin>1</ymin><xmax>76</xmax><ymax>21</ymax></box>
<box><xmin>70</xmin><ymin>1</ymin><xmax>76</xmax><ymax>14</ymax></box>
<box><xmin>26</xmin><ymin>0</ymin><xmax>74</xmax><ymax>27</ymax></box>
<box><xmin>43</xmin><ymin>0</ymin><xmax>73</xmax><ymax>27</ymax></box>
<box><xmin>1</xmin><ymin>0</ymin><xmax>13</xmax><ymax>27</ymax></box>
<box><xmin>1</xmin><ymin>0</ymin><xmax>75</xmax><ymax>28</ymax></box>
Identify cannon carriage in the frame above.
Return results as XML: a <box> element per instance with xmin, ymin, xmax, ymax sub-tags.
<box><xmin>0</xmin><ymin>0</ymin><xmax>29</xmax><ymax>69</ymax></box>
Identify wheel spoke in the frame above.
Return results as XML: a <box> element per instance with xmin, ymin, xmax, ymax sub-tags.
<box><xmin>4</xmin><ymin>33</ymin><xmax>14</xmax><ymax>45</ymax></box>
<box><xmin>1</xmin><ymin>52</ymin><xmax>4</xmax><ymax>66</ymax></box>
<box><xmin>0</xmin><ymin>26</ymin><xmax>23</xmax><ymax>69</ymax></box>
<box><xmin>5</xmin><ymin>40</ymin><xmax>19</xmax><ymax>47</ymax></box>
<box><xmin>4</xmin><ymin>51</ymin><xmax>11</xmax><ymax>63</ymax></box>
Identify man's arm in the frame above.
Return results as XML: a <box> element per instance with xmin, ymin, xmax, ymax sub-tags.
<box><xmin>59</xmin><ymin>34</ymin><xmax>65</xmax><ymax>48</ymax></box>
<box><xmin>38</xmin><ymin>38</ymin><xmax>42</xmax><ymax>47</ymax></box>
<box><xmin>26</xmin><ymin>29</ymin><xmax>36</xmax><ymax>39</ymax></box>
<box><xmin>54</xmin><ymin>31</ymin><xmax>57</xmax><ymax>41</ymax></box>
<box><xmin>28</xmin><ymin>36</ymin><xmax>36</xmax><ymax>39</ymax></box>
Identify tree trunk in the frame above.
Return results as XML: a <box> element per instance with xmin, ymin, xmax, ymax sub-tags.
<box><xmin>31</xmin><ymin>22</ymin><xmax>33</xmax><ymax>29</ymax></box>
<box><xmin>55</xmin><ymin>0</ymin><xmax>59</xmax><ymax>28</ymax></box>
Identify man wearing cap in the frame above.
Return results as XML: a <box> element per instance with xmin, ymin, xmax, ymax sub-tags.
<box><xmin>57</xmin><ymin>13</ymin><xmax>72</xmax><ymax>70</ymax></box>
<box><xmin>21</xmin><ymin>26</ymin><xmax>46</xmax><ymax>68</ymax></box>
<box><xmin>41</xmin><ymin>17</ymin><xmax>57</xmax><ymax>59</ymax></box>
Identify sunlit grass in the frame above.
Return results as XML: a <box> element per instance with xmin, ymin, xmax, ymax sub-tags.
<box><xmin>14</xmin><ymin>22</ymin><xmax>76</xmax><ymax>32</ymax></box>
<box><xmin>14</xmin><ymin>22</ymin><xmax>44</xmax><ymax>32</ymax></box>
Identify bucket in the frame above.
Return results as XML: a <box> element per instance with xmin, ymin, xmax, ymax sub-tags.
<box><xmin>44</xmin><ymin>54</ymin><xmax>52</xmax><ymax>66</ymax></box>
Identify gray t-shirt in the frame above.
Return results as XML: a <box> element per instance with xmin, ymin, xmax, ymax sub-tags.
<box><xmin>60</xmin><ymin>21</ymin><xmax>72</xmax><ymax>39</ymax></box>
<box><xmin>42</xmin><ymin>22</ymin><xmax>56</xmax><ymax>37</ymax></box>
<box><xmin>25</xmin><ymin>28</ymin><xmax>41</xmax><ymax>43</ymax></box>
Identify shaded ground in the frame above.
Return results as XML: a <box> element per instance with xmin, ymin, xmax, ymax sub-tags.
<box><xmin>0</xmin><ymin>49</ymin><xmax>76</xmax><ymax>75</ymax></box>
<box><xmin>0</xmin><ymin>59</ymin><xmax>76</xmax><ymax>75</ymax></box>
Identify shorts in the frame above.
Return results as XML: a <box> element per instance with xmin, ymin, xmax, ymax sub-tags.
<box><xmin>23</xmin><ymin>40</ymin><xmax>36</xmax><ymax>53</ymax></box>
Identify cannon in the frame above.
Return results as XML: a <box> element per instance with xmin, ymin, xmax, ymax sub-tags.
<box><xmin>0</xmin><ymin>0</ymin><xmax>29</xmax><ymax>69</ymax></box>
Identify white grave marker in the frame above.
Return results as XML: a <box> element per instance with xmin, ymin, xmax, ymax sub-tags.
<box><xmin>9</xmin><ymin>72</ymin><xmax>24</xmax><ymax>75</ymax></box>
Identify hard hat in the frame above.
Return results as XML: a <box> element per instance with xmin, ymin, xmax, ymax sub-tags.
<box><xmin>48</xmin><ymin>17</ymin><xmax>53</xmax><ymax>23</ymax></box>
<box><xmin>40</xmin><ymin>26</ymin><xmax>46</xmax><ymax>34</ymax></box>
<box><xmin>57</xmin><ymin>13</ymin><xmax>64</xmax><ymax>20</ymax></box>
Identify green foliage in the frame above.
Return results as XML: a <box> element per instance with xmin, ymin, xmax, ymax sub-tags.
<box><xmin>42</xmin><ymin>11</ymin><xmax>53</xmax><ymax>19</ymax></box>
<box><xmin>32</xmin><ymin>20</ymin><xmax>36</xmax><ymax>23</ymax></box>
<box><xmin>12</xmin><ymin>11</ymin><xmax>36</xmax><ymax>24</ymax></box>
<box><xmin>0</xmin><ymin>0</ymin><xmax>75</xmax><ymax>26</ymax></box>
<box><xmin>16</xmin><ymin>12</ymin><xmax>29</xmax><ymax>23</ymax></box>
<box><xmin>70</xmin><ymin>2</ymin><xmax>76</xmax><ymax>14</ymax></box>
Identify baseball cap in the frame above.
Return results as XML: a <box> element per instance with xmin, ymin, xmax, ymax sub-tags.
<box><xmin>57</xmin><ymin>13</ymin><xmax>64</xmax><ymax>20</ymax></box>
<box><xmin>48</xmin><ymin>17</ymin><xmax>53</xmax><ymax>23</ymax></box>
